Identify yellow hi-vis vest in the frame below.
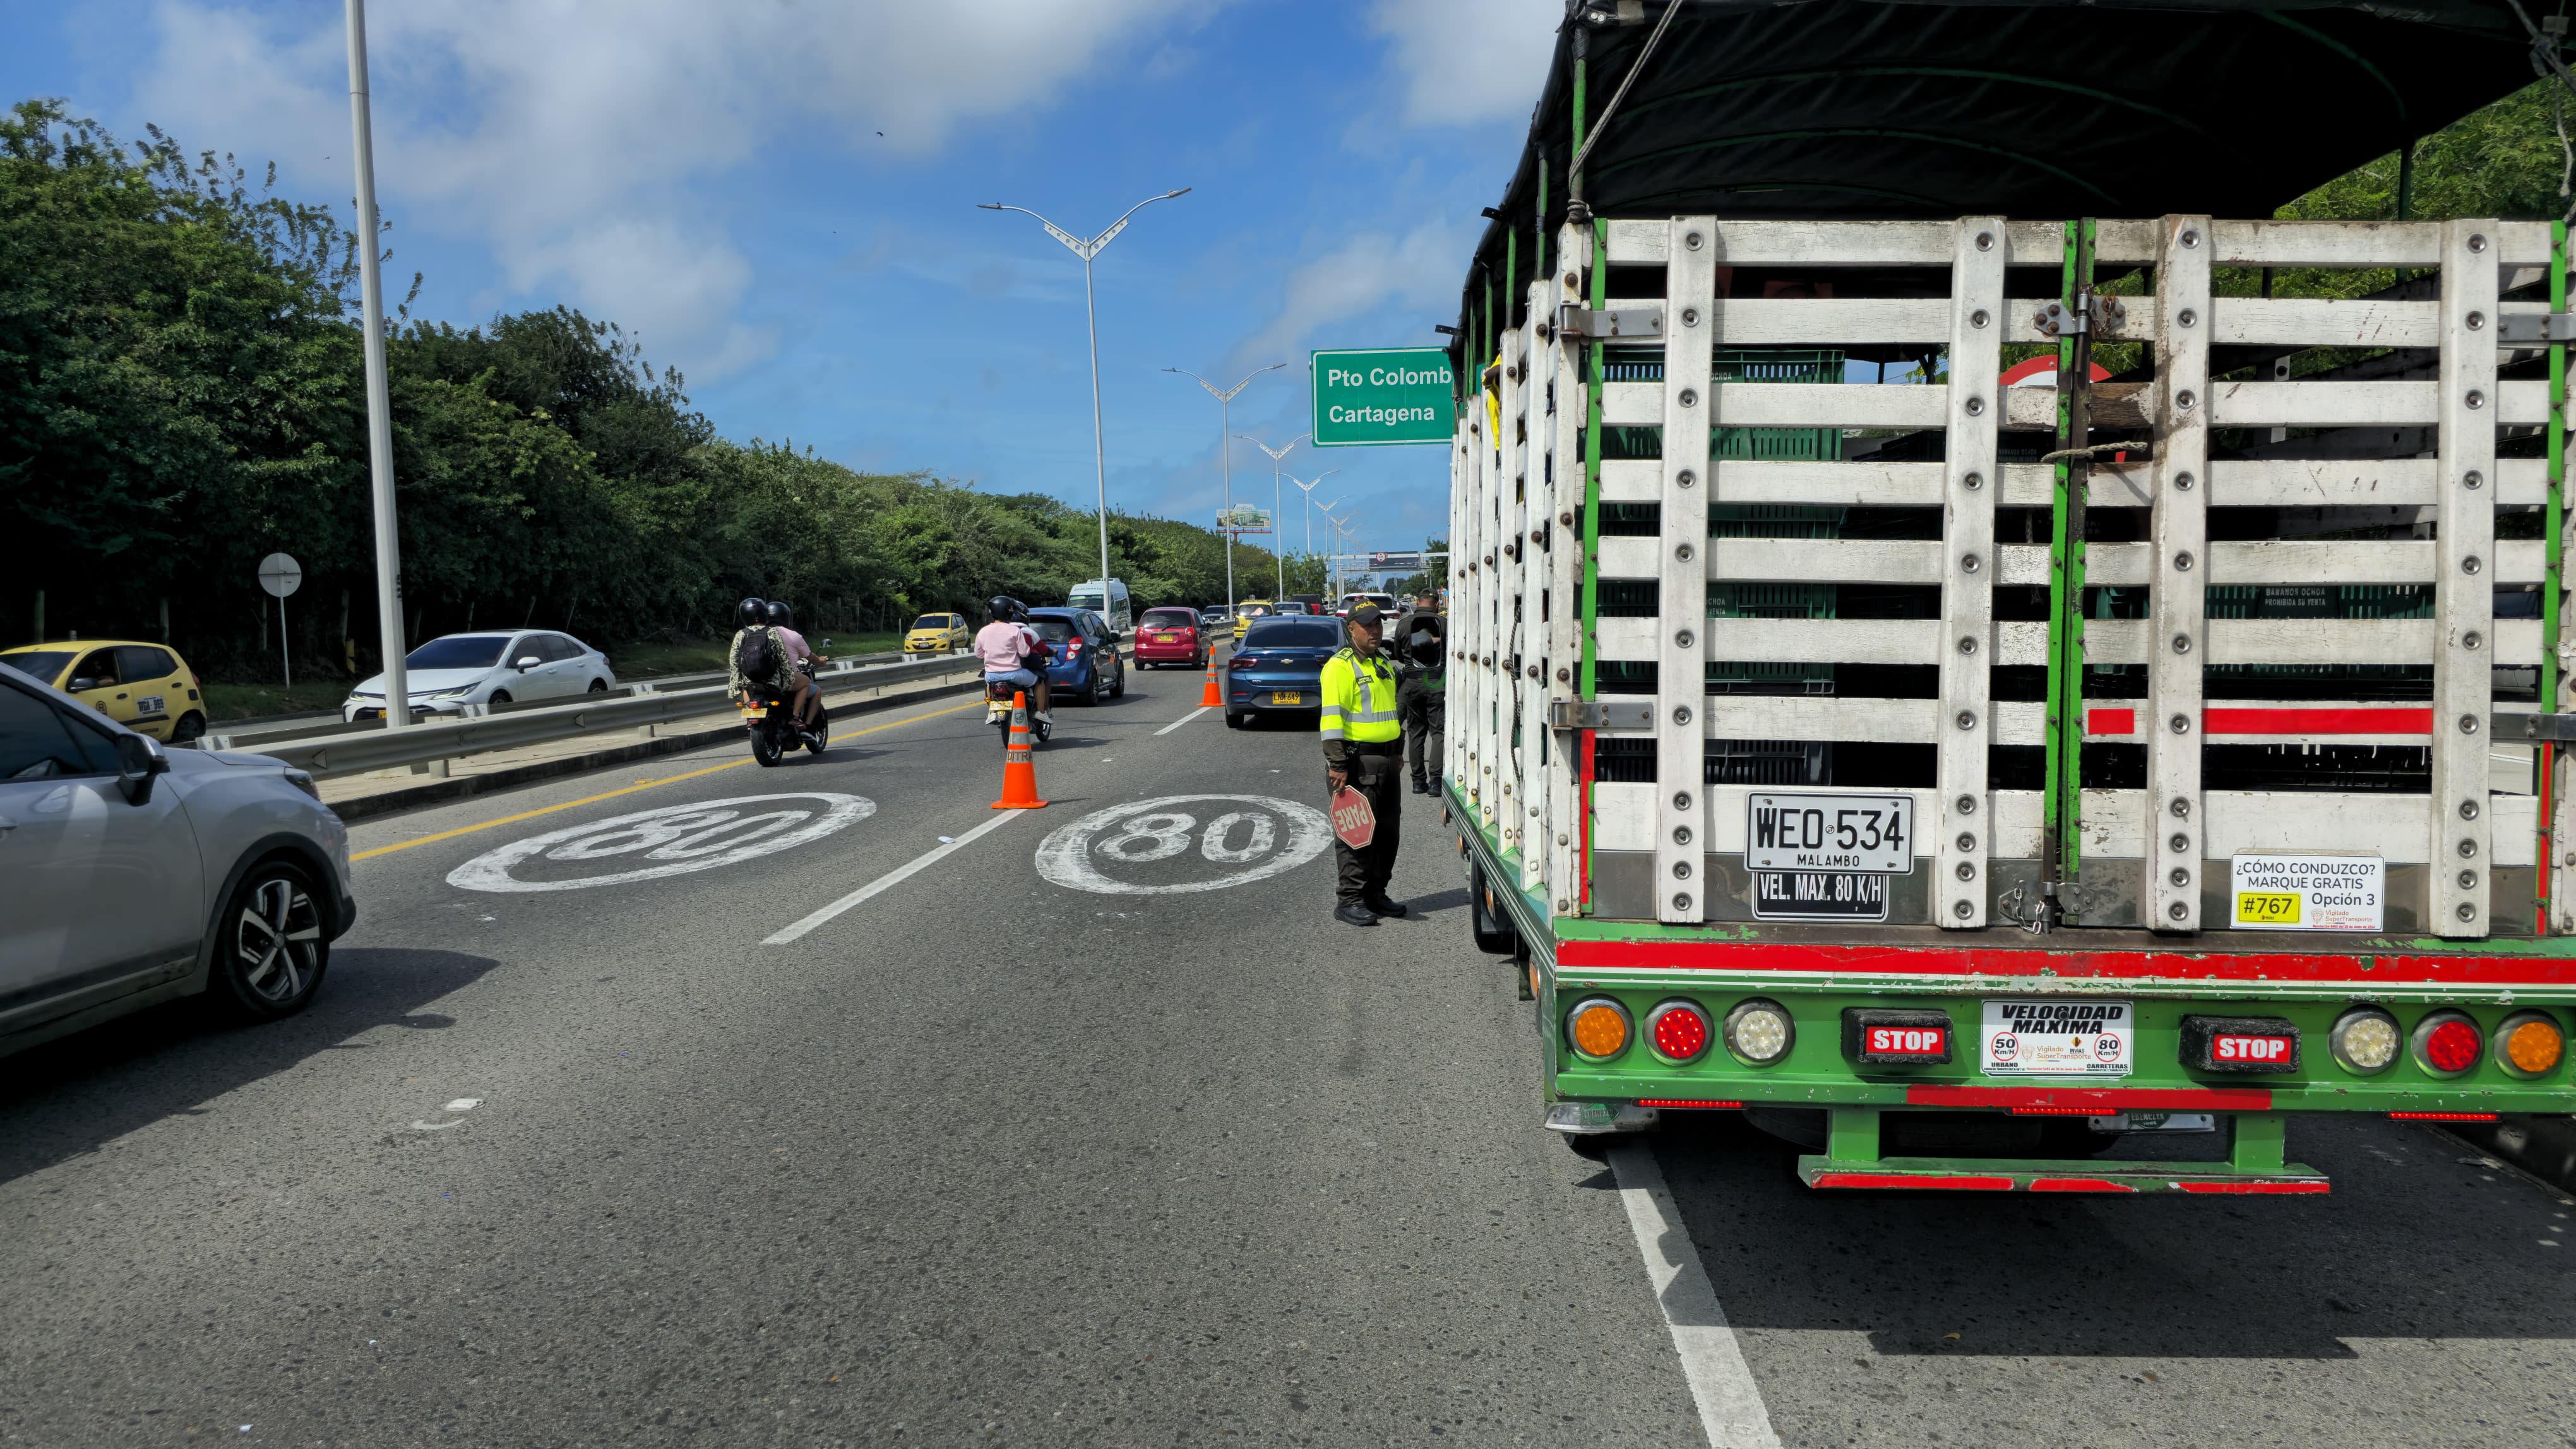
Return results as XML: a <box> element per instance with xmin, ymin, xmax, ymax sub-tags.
<box><xmin>1320</xmin><ymin>647</ymin><xmax>1401</xmax><ymax>745</ymax></box>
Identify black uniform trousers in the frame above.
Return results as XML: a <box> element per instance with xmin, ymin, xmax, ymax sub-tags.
<box><xmin>1333</xmin><ymin>741</ymin><xmax>1404</xmax><ymax>904</ymax></box>
<box><xmin>1397</xmin><ymin>677</ymin><xmax>1444</xmax><ymax>785</ymax></box>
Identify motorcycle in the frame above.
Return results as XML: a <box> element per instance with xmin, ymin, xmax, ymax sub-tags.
<box><xmin>985</xmin><ymin>677</ymin><xmax>1051</xmax><ymax>744</ymax></box>
<box><xmin>742</xmin><ymin>670</ymin><xmax>828</xmax><ymax>766</ymax></box>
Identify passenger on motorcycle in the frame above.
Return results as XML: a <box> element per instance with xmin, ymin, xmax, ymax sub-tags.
<box><xmin>727</xmin><ymin>596</ymin><xmax>818</xmax><ymax>737</ymax></box>
<box><xmin>973</xmin><ymin>595</ymin><xmax>1053</xmax><ymax>724</ymax></box>
<box><xmin>764</xmin><ymin>599</ymin><xmax>826</xmax><ymax>729</ymax></box>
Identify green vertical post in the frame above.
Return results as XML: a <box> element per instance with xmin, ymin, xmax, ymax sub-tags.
<box><xmin>2057</xmin><ymin>220</ymin><xmax>2096</xmax><ymax>888</ymax></box>
<box><xmin>1505</xmin><ymin>229</ymin><xmax>1518</xmax><ymax>336</ymax></box>
<box><xmin>2041</xmin><ymin>222</ymin><xmax>2085</xmax><ymax>893</ymax></box>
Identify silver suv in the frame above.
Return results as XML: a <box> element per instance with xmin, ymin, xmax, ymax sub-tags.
<box><xmin>0</xmin><ymin>664</ymin><xmax>355</xmax><ymax>1057</ymax></box>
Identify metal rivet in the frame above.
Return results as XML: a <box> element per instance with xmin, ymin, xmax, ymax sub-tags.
<box><xmin>2170</xmin><ymin>713</ymin><xmax>2191</xmax><ymax>734</ymax></box>
<box><xmin>1961</xmin><ymin>552</ymin><xmax>1982</xmax><ymax>573</ymax></box>
<box><xmin>2459</xmin><ymin>869</ymin><xmax>2478</xmax><ymax>889</ymax></box>
<box><xmin>2172</xmin><ymin>633</ymin><xmax>2192</xmax><ymax>654</ymax></box>
<box><xmin>1957</xmin><ymin>636</ymin><xmax>1979</xmax><ymax>655</ymax></box>
<box><xmin>2174</xmin><ymin>470</ymin><xmax>2195</xmax><ymax>491</ymax></box>
<box><xmin>1673</xmin><ymin>860</ymin><xmax>1692</xmax><ymax>880</ymax></box>
<box><xmin>2464</xmin><ymin>631</ymin><xmax>2483</xmax><ymax>651</ymax></box>
<box><xmin>2169</xmin><ymin>901</ymin><xmax>2191</xmax><ymax>921</ymax></box>
<box><xmin>2464</xmin><ymin>469</ymin><xmax>2484</xmax><ymax>489</ymax></box>
<box><xmin>1678</xmin><ymin>388</ymin><xmax>1698</xmax><ymax>407</ymax></box>
<box><xmin>2173</xmin><ymin>551</ymin><xmax>2195</xmax><ymax>571</ymax></box>
<box><xmin>2176</xmin><ymin>389</ymin><xmax>2197</xmax><ymax>411</ymax></box>
<box><xmin>2458</xmin><ymin>902</ymin><xmax>2479</xmax><ymax>922</ymax></box>
<box><xmin>2466</xmin><ymin>390</ymin><xmax>2486</xmax><ymax>410</ymax></box>
<box><xmin>1956</xmin><ymin>710</ymin><xmax>1978</xmax><ymax>730</ymax></box>
<box><xmin>1956</xmin><ymin>795</ymin><xmax>1977</xmax><ymax>815</ymax></box>
<box><xmin>1964</xmin><ymin>396</ymin><xmax>1986</xmax><ymax>417</ymax></box>
<box><xmin>1564</xmin><ymin>273</ymin><xmax>1579</xmax><ymax>289</ymax></box>
<box><xmin>1673</xmin><ymin>791</ymin><xmax>1693</xmax><ymax>810</ymax></box>
<box><xmin>1955</xmin><ymin>832</ymin><xmax>1976</xmax><ymax>852</ymax></box>
<box><xmin>2460</xmin><ymin>799</ymin><xmax>2481</xmax><ymax>820</ymax></box>
<box><xmin>2169</xmin><ymin>832</ymin><xmax>2190</xmax><ymax>854</ymax></box>
<box><xmin>2469</xmin><ymin>232</ymin><xmax>2489</xmax><ymax>253</ymax></box>
<box><xmin>2180</xmin><ymin>228</ymin><xmax>2200</xmax><ymax>248</ymax></box>
<box><xmin>2171</xmin><ymin>797</ymin><xmax>2191</xmax><ymax>818</ymax></box>
<box><xmin>1556</xmin><ymin>667</ymin><xmax>1570</xmax><ymax>682</ymax></box>
<box><xmin>1976</xmin><ymin>231</ymin><xmax>1995</xmax><ymax>251</ymax></box>
<box><xmin>1556</xmin><ymin>897</ymin><xmax>1570</xmax><ymax>911</ymax></box>
<box><xmin>1676</xmin><ymin>468</ymin><xmax>1697</xmax><ymax>488</ymax></box>
<box><xmin>1681</xmin><ymin>307</ymin><xmax>1701</xmax><ymax>327</ymax></box>
<box><xmin>1963</xmin><ymin>470</ymin><xmax>1984</xmax><ymax>491</ymax></box>
<box><xmin>1673</xmin><ymin>825</ymin><xmax>1693</xmax><ymax>845</ymax></box>
<box><xmin>1675</xmin><ymin>543</ymin><xmax>1696</xmax><ymax>564</ymax></box>
<box><xmin>2467</xmin><ymin>311</ymin><xmax>2486</xmax><ymax>331</ymax></box>
<box><xmin>1675</xmin><ymin>629</ymin><xmax>1695</xmax><ymax>648</ymax></box>
<box><xmin>2177</xmin><ymin>307</ymin><xmax>2197</xmax><ymax>328</ymax></box>
<box><xmin>1971</xmin><ymin>309</ymin><xmax>1991</xmax><ymax>329</ymax></box>
<box><xmin>2169</xmin><ymin>868</ymin><xmax>2191</xmax><ymax>886</ymax></box>
<box><xmin>1560</xmin><ymin>510</ymin><xmax>1575</xmax><ymax>526</ymax></box>
<box><xmin>1672</xmin><ymin>705</ymin><xmax>1692</xmax><ymax>725</ymax></box>
<box><xmin>1673</xmin><ymin>893</ymin><xmax>1693</xmax><ymax>912</ymax></box>
<box><xmin>1954</xmin><ymin>899</ymin><xmax>1976</xmax><ymax>919</ymax></box>
<box><xmin>1684</xmin><ymin>230</ymin><xmax>1705</xmax><ymax>251</ymax></box>
<box><xmin>2460</xmin><ymin>714</ymin><xmax>2480</xmax><ymax>735</ymax></box>
<box><xmin>2460</xmin><ymin>837</ymin><xmax>2480</xmax><ymax>857</ymax></box>
<box><xmin>1955</xmin><ymin>861</ymin><xmax>1977</xmax><ymax>881</ymax></box>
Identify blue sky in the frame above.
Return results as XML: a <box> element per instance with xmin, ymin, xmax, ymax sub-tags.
<box><xmin>1</xmin><ymin>0</ymin><xmax>1565</xmax><ymax>563</ymax></box>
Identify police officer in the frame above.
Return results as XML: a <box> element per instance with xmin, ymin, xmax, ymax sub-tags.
<box><xmin>1395</xmin><ymin>596</ymin><xmax>1445</xmax><ymax>794</ymax></box>
<box><xmin>1321</xmin><ymin>604</ymin><xmax>1405</xmax><ymax>927</ymax></box>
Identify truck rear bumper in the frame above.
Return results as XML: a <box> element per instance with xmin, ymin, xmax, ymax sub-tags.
<box><xmin>1798</xmin><ymin>1158</ymin><xmax>2331</xmax><ymax>1195</ymax></box>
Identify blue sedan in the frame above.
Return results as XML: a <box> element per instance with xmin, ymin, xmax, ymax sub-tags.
<box><xmin>1224</xmin><ymin>616</ymin><xmax>1343</xmax><ymax>728</ymax></box>
<box><xmin>1027</xmin><ymin>607</ymin><xmax>1127</xmax><ymax>706</ymax></box>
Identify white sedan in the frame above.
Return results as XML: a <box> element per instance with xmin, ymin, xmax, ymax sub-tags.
<box><xmin>342</xmin><ymin>631</ymin><xmax>618</xmax><ymax>723</ymax></box>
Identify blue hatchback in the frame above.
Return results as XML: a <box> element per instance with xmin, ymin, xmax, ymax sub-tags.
<box><xmin>1224</xmin><ymin>616</ymin><xmax>1342</xmax><ymax>727</ymax></box>
<box><xmin>1027</xmin><ymin>607</ymin><xmax>1127</xmax><ymax>707</ymax></box>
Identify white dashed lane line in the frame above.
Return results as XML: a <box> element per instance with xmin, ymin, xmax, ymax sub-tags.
<box><xmin>1607</xmin><ymin>1142</ymin><xmax>1782</xmax><ymax>1448</ymax></box>
<box><xmin>1154</xmin><ymin>706</ymin><xmax>1213</xmax><ymax>737</ymax></box>
<box><xmin>764</xmin><ymin>809</ymin><xmax>1032</xmax><ymax>945</ymax></box>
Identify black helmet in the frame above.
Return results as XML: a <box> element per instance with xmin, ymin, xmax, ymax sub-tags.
<box><xmin>764</xmin><ymin>599</ymin><xmax>794</xmax><ymax>628</ymax></box>
<box><xmin>987</xmin><ymin>594</ymin><xmax>1023</xmax><ymax>623</ymax></box>
<box><xmin>736</xmin><ymin>596</ymin><xmax>767</xmax><ymax>628</ymax></box>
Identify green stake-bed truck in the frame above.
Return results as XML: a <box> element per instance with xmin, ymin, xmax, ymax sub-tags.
<box><xmin>1440</xmin><ymin>0</ymin><xmax>2576</xmax><ymax>1192</ymax></box>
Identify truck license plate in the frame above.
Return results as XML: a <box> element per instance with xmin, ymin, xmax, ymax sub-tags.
<box><xmin>1750</xmin><ymin>870</ymin><xmax>1890</xmax><ymax>921</ymax></box>
<box><xmin>1980</xmin><ymin>999</ymin><xmax>2134</xmax><ymax>1078</ymax></box>
<box><xmin>1745</xmin><ymin>792</ymin><xmax>1913</xmax><ymax>874</ymax></box>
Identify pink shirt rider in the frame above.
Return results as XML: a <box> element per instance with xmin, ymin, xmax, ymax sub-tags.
<box><xmin>974</xmin><ymin>621</ymin><xmax>1040</xmax><ymax>676</ymax></box>
<box><xmin>774</xmin><ymin>626</ymin><xmax>812</xmax><ymax>665</ymax></box>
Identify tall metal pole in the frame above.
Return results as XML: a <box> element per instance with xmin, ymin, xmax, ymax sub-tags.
<box><xmin>346</xmin><ymin>0</ymin><xmax>407</xmax><ymax>725</ymax></box>
<box><xmin>1081</xmin><ymin>251</ymin><xmax>1111</xmax><ymax>609</ymax></box>
<box><xmin>1167</xmin><ymin>365</ymin><xmax>1283</xmax><ymax>604</ymax></box>
<box><xmin>1242</xmin><ymin>433</ymin><xmax>1307</xmax><ymax>600</ymax></box>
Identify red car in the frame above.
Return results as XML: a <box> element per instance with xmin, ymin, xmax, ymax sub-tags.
<box><xmin>1132</xmin><ymin>605</ymin><xmax>1208</xmax><ymax>669</ymax></box>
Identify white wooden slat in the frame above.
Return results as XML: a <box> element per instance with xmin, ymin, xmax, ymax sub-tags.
<box><xmin>2209</xmin><ymin>297</ymin><xmax>2436</xmax><ymax>349</ymax></box>
<box><xmin>1659</xmin><ymin>217</ymin><xmax>1719</xmax><ymax>925</ymax></box>
<box><xmin>2432</xmin><ymin>219</ymin><xmax>2501</xmax><ymax>938</ymax></box>
<box><xmin>1601</xmin><ymin>379</ymin><xmax>1949</xmax><ymax>429</ymax></box>
<box><xmin>1701</xmin><ymin>696</ymin><xmax>2048</xmax><ymax>747</ymax></box>
<box><xmin>1681</xmin><ymin>617</ymin><xmax>1940</xmax><ymax>664</ymax></box>
<box><xmin>1604</xmin><ymin>616</ymin><xmax>2544</xmax><ymax>668</ymax></box>
<box><xmin>2003</xmin><ymin>386</ymin><xmax>2062</xmax><ymax>429</ymax></box>
<box><xmin>1702</xmin><ymin>294</ymin><xmax>2145</xmax><ymax>348</ymax></box>
<box><xmin>1712</xmin><ymin>460</ymin><xmax>1945</xmax><ymax>506</ymax></box>
<box><xmin>1447</xmin><ymin>419</ymin><xmax>1469</xmax><ymax>802</ymax></box>
<box><xmin>1462</xmin><ymin>354</ymin><xmax>1489</xmax><ymax>825</ymax></box>
<box><xmin>1518</xmin><ymin>280</ymin><xmax>1554</xmax><ymax>897</ymax></box>
<box><xmin>2198</xmin><ymin>457</ymin><xmax>2546</xmax><ymax>509</ymax></box>
<box><xmin>1546</xmin><ymin>226</ymin><xmax>1590</xmax><ymax>914</ymax></box>
<box><xmin>1597</xmin><ymin>458</ymin><xmax>1662</xmax><ymax>503</ymax></box>
<box><xmin>1592</xmin><ymin>781</ymin><xmax>1654</xmax><ymax>852</ymax></box>
<box><xmin>2210</xmin><ymin>219</ymin><xmax>2551</xmax><ymax>268</ymax></box>
<box><xmin>1500</xmin><ymin>308</ymin><xmax>1533</xmax><ymax>883</ymax></box>
<box><xmin>1938</xmin><ymin>216</ymin><xmax>2007</xmax><ymax>929</ymax></box>
<box><xmin>2210</xmin><ymin>378</ymin><xmax>2547</xmax><ymax>427</ymax></box>
<box><xmin>2149</xmin><ymin>214</ymin><xmax>2211</xmax><ymax>932</ymax></box>
<box><xmin>1995</xmin><ymin>540</ymin><xmax>2545</xmax><ymax>588</ymax></box>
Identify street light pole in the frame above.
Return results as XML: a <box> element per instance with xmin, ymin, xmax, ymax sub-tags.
<box><xmin>1166</xmin><ymin>364</ymin><xmax>1283</xmax><ymax>607</ymax></box>
<box><xmin>1288</xmin><ymin>469</ymin><xmax>1338</xmax><ymax>590</ymax></box>
<box><xmin>345</xmin><ymin>0</ymin><xmax>407</xmax><ymax>726</ymax></box>
<box><xmin>981</xmin><ymin>189</ymin><xmax>1191</xmax><ymax>609</ymax></box>
<box><xmin>1239</xmin><ymin>432</ymin><xmax>1306</xmax><ymax>600</ymax></box>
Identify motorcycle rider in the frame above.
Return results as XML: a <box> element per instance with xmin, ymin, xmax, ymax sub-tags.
<box><xmin>726</xmin><ymin>595</ymin><xmax>816</xmax><ymax>736</ymax></box>
<box><xmin>765</xmin><ymin>600</ymin><xmax>826</xmax><ymax>731</ymax></box>
<box><xmin>973</xmin><ymin>595</ymin><xmax>1053</xmax><ymax>724</ymax></box>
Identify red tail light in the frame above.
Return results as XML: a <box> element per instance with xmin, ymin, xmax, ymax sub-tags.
<box><xmin>2418</xmin><ymin>1014</ymin><xmax>2483</xmax><ymax>1075</ymax></box>
<box><xmin>1645</xmin><ymin>1001</ymin><xmax>1712</xmax><ymax>1062</ymax></box>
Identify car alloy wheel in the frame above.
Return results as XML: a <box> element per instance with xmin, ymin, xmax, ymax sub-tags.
<box><xmin>215</xmin><ymin>861</ymin><xmax>330</xmax><ymax>1018</ymax></box>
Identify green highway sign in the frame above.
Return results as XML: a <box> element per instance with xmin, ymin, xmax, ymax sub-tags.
<box><xmin>1311</xmin><ymin>349</ymin><xmax>1455</xmax><ymax>447</ymax></box>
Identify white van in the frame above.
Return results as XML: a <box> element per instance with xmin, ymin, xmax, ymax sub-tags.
<box><xmin>1066</xmin><ymin>578</ymin><xmax>1133</xmax><ymax>635</ymax></box>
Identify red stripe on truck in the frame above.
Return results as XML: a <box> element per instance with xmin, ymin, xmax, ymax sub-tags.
<box><xmin>1905</xmin><ymin>1085</ymin><xmax>2272</xmax><ymax>1111</ymax></box>
<box><xmin>1553</xmin><ymin>938</ymin><xmax>2576</xmax><ymax>986</ymax></box>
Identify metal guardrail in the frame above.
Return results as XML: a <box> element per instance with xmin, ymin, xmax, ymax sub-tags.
<box><xmin>225</xmin><ymin>651</ymin><xmax>988</xmax><ymax>778</ymax></box>
<box><xmin>201</xmin><ymin>648</ymin><xmax>936</xmax><ymax>752</ymax></box>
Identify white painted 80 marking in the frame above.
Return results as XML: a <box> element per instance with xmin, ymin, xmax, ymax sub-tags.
<box><xmin>1037</xmin><ymin>795</ymin><xmax>1327</xmax><ymax>895</ymax></box>
<box><xmin>448</xmin><ymin>793</ymin><xmax>874</xmax><ymax>892</ymax></box>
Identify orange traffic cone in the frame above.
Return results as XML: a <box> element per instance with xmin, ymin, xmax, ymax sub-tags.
<box><xmin>1198</xmin><ymin>651</ymin><xmax>1224</xmax><ymax>708</ymax></box>
<box><xmin>992</xmin><ymin>691</ymin><xmax>1048</xmax><ymax>809</ymax></box>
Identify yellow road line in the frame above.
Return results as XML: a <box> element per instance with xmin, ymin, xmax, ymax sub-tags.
<box><xmin>350</xmin><ymin>697</ymin><xmax>988</xmax><ymax>862</ymax></box>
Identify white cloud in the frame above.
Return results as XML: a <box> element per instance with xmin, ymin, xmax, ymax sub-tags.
<box><xmin>1368</xmin><ymin>0</ymin><xmax>1563</xmax><ymax>128</ymax></box>
<box><xmin>1231</xmin><ymin>218</ymin><xmax>1477</xmax><ymax>371</ymax></box>
<box><xmin>132</xmin><ymin>0</ymin><xmax>1219</xmax><ymax>377</ymax></box>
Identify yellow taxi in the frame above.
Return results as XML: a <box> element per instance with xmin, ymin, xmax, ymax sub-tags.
<box><xmin>1232</xmin><ymin>600</ymin><xmax>1280</xmax><ymax>641</ymax></box>
<box><xmin>0</xmin><ymin>639</ymin><xmax>208</xmax><ymax>742</ymax></box>
<box><xmin>903</xmin><ymin>612</ymin><xmax>972</xmax><ymax>655</ymax></box>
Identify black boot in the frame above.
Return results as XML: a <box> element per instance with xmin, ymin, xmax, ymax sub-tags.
<box><xmin>1364</xmin><ymin>894</ymin><xmax>1409</xmax><ymax>918</ymax></box>
<box><xmin>1410</xmin><ymin>774</ymin><xmax>1431</xmax><ymax>795</ymax></box>
<box><xmin>1333</xmin><ymin>902</ymin><xmax>1378</xmax><ymax>927</ymax></box>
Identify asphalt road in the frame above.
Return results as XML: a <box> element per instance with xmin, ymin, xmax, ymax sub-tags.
<box><xmin>1</xmin><ymin>670</ymin><xmax>2571</xmax><ymax>1447</ymax></box>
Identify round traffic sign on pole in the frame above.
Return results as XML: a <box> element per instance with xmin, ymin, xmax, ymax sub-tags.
<box><xmin>258</xmin><ymin>552</ymin><xmax>304</xmax><ymax>599</ymax></box>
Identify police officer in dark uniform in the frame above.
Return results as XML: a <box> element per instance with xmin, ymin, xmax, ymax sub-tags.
<box><xmin>1320</xmin><ymin>604</ymin><xmax>1405</xmax><ymax>927</ymax></box>
<box><xmin>1395</xmin><ymin>597</ymin><xmax>1445</xmax><ymax>794</ymax></box>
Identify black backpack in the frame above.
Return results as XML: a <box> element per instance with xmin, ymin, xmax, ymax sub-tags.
<box><xmin>734</xmin><ymin>627</ymin><xmax>778</xmax><ymax>684</ymax></box>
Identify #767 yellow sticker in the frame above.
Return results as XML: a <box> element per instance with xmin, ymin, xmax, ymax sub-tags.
<box><xmin>2234</xmin><ymin>891</ymin><xmax>2301</xmax><ymax>925</ymax></box>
